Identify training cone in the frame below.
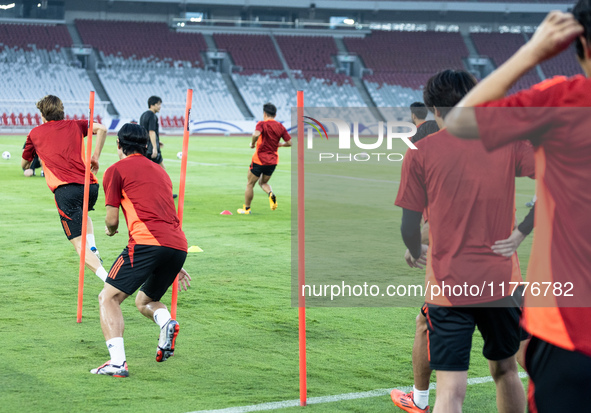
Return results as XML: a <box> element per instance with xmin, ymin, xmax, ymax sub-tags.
<box><xmin>220</xmin><ymin>210</ymin><xmax>233</xmax><ymax>215</ymax></box>
<box><xmin>188</xmin><ymin>245</ymin><xmax>203</xmax><ymax>253</ymax></box>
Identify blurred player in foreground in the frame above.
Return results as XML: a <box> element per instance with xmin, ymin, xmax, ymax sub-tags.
<box><xmin>91</xmin><ymin>123</ymin><xmax>190</xmax><ymax>377</ymax></box>
<box><xmin>22</xmin><ymin>95</ymin><xmax>108</xmax><ymax>281</ymax></box>
<box><xmin>238</xmin><ymin>103</ymin><xmax>291</xmax><ymax>214</ymax></box>
<box><xmin>395</xmin><ymin>69</ymin><xmax>534</xmax><ymax>413</ymax></box>
<box><xmin>447</xmin><ymin>3</ymin><xmax>591</xmax><ymax>411</ymax></box>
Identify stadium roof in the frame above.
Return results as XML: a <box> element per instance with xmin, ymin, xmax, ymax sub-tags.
<box><xmin>100</xmin><ymin>0</ymin><xmax>570</xmax><ymax>14</ymax></box>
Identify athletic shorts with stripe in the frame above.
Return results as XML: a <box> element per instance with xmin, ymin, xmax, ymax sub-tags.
<box><xmin>106</xmin><ymin>245</ymin><xmax>187</xmax><ymax>301</ymax></box>
<box><xmin>54</xmin><ymin>183</ymin><xmax>99</xmax><ymax>240</ymax></box>
<box><xmin>425</xmin><ymin>290</ymin><xmax>523</xmax><ymax>371</ymax></box>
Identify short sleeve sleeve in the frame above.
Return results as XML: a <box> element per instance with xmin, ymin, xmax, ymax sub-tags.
<box><xmin>76</xmin><ymin>120</ymin><xmax>89</xmax><ymax>137</ymax></box>
<box><xmin>103</xmin><ymin>166</ymin><xmax>122</xmax><ymax>208</ymax></box>
<box><xmin>22</xmin><ymin>136</ymin><xmax>36</xmax><ymax>162</ymax></box>
<box><xmin>514</xmin><ymin>141</ymin><xmax>535</xmax><ymax>178</ymax></box>
<box><xmin>395</xmin><ymin>147</ymin><xmax>427</xmax><ymax>213</ymax></box>
<box><xmin>255</xmin><ymin>121</ymin><xmax>264</xmax><ymax>133</ymax></box>
<box><xmin>282</xmin><ymin>125</ymin><xmax>292</xmax><ymax>142</ymax></box>
<box><xmin>475</xmin><ymin>76</ymin><xmax>572</xmax><ymax>151</ymax></box>
<box><xmin>147</xmin><ymin>113</ymin><xmax>158</xmax><ymax>132</ymax></box>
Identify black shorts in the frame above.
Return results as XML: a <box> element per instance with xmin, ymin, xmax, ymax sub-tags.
<box><xmin>145</xmin><ymin>152</ymin><xmax>163</xmax><ymax>164</ymax></box>
<box><xmin>250</xmin><ymin>162</ymin><xmax>276</xmax><ymax>177</ymax></box>
<box><xmin>54</xmin><ymin>183</ymin><xmax>99</xmax><ymax>240</ymax></box>
<box><xmin>106</xmin><ymin>245</ymin><xmax>187</xmax><ymax>301</ymax></box>
<box><xmin>426</xmin><ymin>294</ymin><xmax>522</xmax><ymax>371</ymax></box>
<box><xmin>526</xmin><ymin>336</ymin><xmax>591</xmax><ymax>412</ymax></box>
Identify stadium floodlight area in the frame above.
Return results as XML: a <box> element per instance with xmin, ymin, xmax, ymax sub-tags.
<box><xmin>97</xmin><ymin>66</ymin><xmax>244</xmax><ymax>121</ymax></box>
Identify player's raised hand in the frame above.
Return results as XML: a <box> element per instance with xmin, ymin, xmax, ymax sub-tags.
<box><xmin>525</xmin><ymin>11</ymin><xmax>584</xmax><ymax>63</ymax></box>
<box><xmin>178</xmin><ymin>268</ymin><xmax>191</xmax><ymax>291</ymax></box>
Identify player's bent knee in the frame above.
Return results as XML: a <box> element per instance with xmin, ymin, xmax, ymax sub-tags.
<box><xmin>489</xmin><ymin>357</ymin><xmax>518</xmax><ymax>379</ymax></box>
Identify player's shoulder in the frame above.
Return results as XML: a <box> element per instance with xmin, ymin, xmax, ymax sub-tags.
<box><xmin>532</xmin><ymin>74</ymin><xmax>586</xmax><ymax>92</ymax></box>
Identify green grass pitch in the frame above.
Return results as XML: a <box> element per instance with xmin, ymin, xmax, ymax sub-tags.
<box><xmin>0</xmin><ymin>134</ymin><xmax>534</xmax><ymax>412</ymax></box>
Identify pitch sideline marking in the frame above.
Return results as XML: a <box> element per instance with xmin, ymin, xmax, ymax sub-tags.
<box><xmin>189</xmin><ymin>372</ymin><xmax>528</xmax><ymax>413</ymax></box>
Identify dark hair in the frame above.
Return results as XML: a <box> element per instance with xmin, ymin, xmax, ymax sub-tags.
<box><xmin>36</xmin><ymin>95</ymin><xmax>64</xmax><ymax>121</ymax></box>
<box><xmin>423</xmin><ymin>69</ymin><xmax>477</xmax><ymax>119</ymax></box>
<box><xmin>117</xmin><ymin>123</ymin><xmax>148</xmax><ymax>156</ymax></box>
<box><xmin>148</xmin><ymin>96</ymin><xmax>162</xmax><ymax>108</ymax></box>
<box><xmin>410</xmin><ymin>102</ymin><xmax>428</xmax><ymax>120</ymax></box>
<box><xmin>263</xmin><ymin>102</ymin><xmax>277</xmax><ymax>117</ymax></box>
<box><xmin>573</xmin><ymin>0</ymin><xmax>591</xmax><ymax>60</ymax></box>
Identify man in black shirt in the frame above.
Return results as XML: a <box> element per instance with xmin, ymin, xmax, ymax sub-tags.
<box><xmin>140</xmin><ymin>96</ymin><xmax>163</xmax><ymax>166</ymax></box>
<box><xmin>410</xmin><ymin>102</ymin><xmax>439</xmax><ymax>144</ymax></box>
<box><xmin>139</xmin><ymin>96</ymin><xmax>177</xmax><ymax>198</ymax></box>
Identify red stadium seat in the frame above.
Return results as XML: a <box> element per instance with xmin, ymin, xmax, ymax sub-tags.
<box><xmin>10</xmin><ymin>113</ymin><xmax>17</xmax><ymax>126</ymax></box>
<box><xmin>34</xmin><ymin>113</ymin><xmax>41</xmax><ymax>125</ymax></box>
<box><xmin>26</xmin><ymin>113</ymin><xmax>33</xmax><ymax>126</ymax></box>
<box><xmin>1</xmin><ymin>113</ymin><xmax>7</xmax><ymax>126</ymax></box>
<box><xmin>96</xmin><ymin>115</ymin><xmax>102</xmax><ymax>124</ymax></box>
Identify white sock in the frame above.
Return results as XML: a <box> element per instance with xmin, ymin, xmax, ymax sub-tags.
<box><xmin>413</xmin><ymin>386</ymin><xmax>429</xmax><ymax>409</ymax></box>
<box><xmin>153</xmin><ymin>308</ymin><xmax>172</xmax><ymax>329</ymax></box>
<box><xmin>87</xmin><ymin>234</ymin><xmax>96</xmax><ymax>250</ymax></box>
<box><xmin>106</xmin><ymin>337</ymin><xmax>126</xmax><ymax>366</ymax></box>
<box><xmin>95</xmin><ymin>267</ymin><xmax>108</xmax><ymax>282</ymax></box>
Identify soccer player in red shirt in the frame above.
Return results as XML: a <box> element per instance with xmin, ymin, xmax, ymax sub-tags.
<box><xmin>395</xmin><ymin>70</ymin><xmax>534</xmax><ymax>413</ymax></box>
<box><xmin>447</xmin><ymin>4</ymin><xmax>591</xmax><ymax>411</ymax></box>
<box><xmin>91</xmin><ymin>123</ymin><xmax>190</xmax><ymax>377</ymax></box>
<box><xmin>21</xmin><ymin>95</ymin><xmax>109</xmax><ymax>282</ymax></box>
<box><xmin>237</xmin><ymin>103</ymin><xmax>291</xmax><ymax>214</ymax></box>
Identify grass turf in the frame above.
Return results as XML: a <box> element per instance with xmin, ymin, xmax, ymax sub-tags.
<box><xmin>0</xmin><ymin>134</ymin><xmax>534</xmax><ymax>412</ymax></box>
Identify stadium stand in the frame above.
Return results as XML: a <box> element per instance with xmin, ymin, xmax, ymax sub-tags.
<box><xmin>213</xmin><ymin>33</ymin><xmax>283</xmax><ymax>71</ymax></box>
<box><xmin>345</xmin><ymin>31</ymin><xmax>468</xmax><ymax>113</ymax></box>
<box><xmin>232</xmin><ymin>71</ymin><xmax>295</xmax><ymax>120</ymax></box>
<box><xmin>471</xmin><ymin>32</ymin><xmax>542</xmax><ymax>92</ymax></box>
<box><xmin>0</xmin><ymin>23</ymin><xmax>100</xmax><ymax>123</ymax></box>
<box><xmin>0</xmin><ymin>22</ymin><xmax>71</xmax><ymax>50</ymax></box>
<box><xmin>540</xmin><ymin>47</ymin><xmax>583</xmax><ymax>78</ymax></box>
<box><xmin>97</xmin><ymin>66</ymin><xmax>244</xmax><ymax>121</ymax></box>
<box><xmin>75</xmin><ymin>20</ymin><xmax>207</xmax><ymax>67</ymax></box>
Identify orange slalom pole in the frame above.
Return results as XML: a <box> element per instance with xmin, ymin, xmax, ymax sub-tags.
<box><xmin>77</xmin><ymin>91</ymin><xmax>95</xmax><ymax>323</ymax></box>
<box><xmin>297</xmin><ymin>90</ymin><xmax>307</xmax><ymax>406</ymax></box>
<box><xmin>171</xmin><ymin>88</ymin><xmax>193</xmax><ymax>319</ymax></box>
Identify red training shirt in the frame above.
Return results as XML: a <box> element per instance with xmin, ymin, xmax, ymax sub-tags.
<box><xmin>395</xmin><ymin>129</ymin><xmax>535</xmax><ymax>306</ymax></box>
<box><xmin>475</xmin><ymin>75</ymin><xmax>591</xmax><ymax>356</ymax></box>
<box><xmin>252</xmin><ymin>119</ymin><xmax>291</xmax><ymax>165</ymax></box>
<box><xmin>23</xmin><ymin>120</ymin><xmax>98</xmax><ymax>192</ymax></box>
<box><xmin>103</xmin><ymin>154</ymin><xmax>187</xmax><ymax>252</ymax></box>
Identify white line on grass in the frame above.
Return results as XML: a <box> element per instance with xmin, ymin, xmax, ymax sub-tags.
<box><xmin>190</xmin><ymin>372</ymin><xmax>528</xmax><ymax>413</ymax></box>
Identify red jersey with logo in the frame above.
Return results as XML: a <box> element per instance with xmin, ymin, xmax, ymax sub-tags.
<box><xmin>23</xmin><ymin>120</ymin><xmax>97</xmax><ymax>192</ymax></box>
<box><xmin>395</xmin><ymin>129</ymin><xmax>534</xmax><ymax>305</ymax></box>
<box><xmin>252</xmin><ymin>120</ymin><xmax>291</xmax><ymax>165</ymax></box>
<box><xmin>475</xmin><ymin>75</ymin><xmax>591</xmax><ymax>356</ymax></box>
<box><xmin>103</xmin><ymin>154</ymin><xmax>187</xmax><ymax>252</ymax></box>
